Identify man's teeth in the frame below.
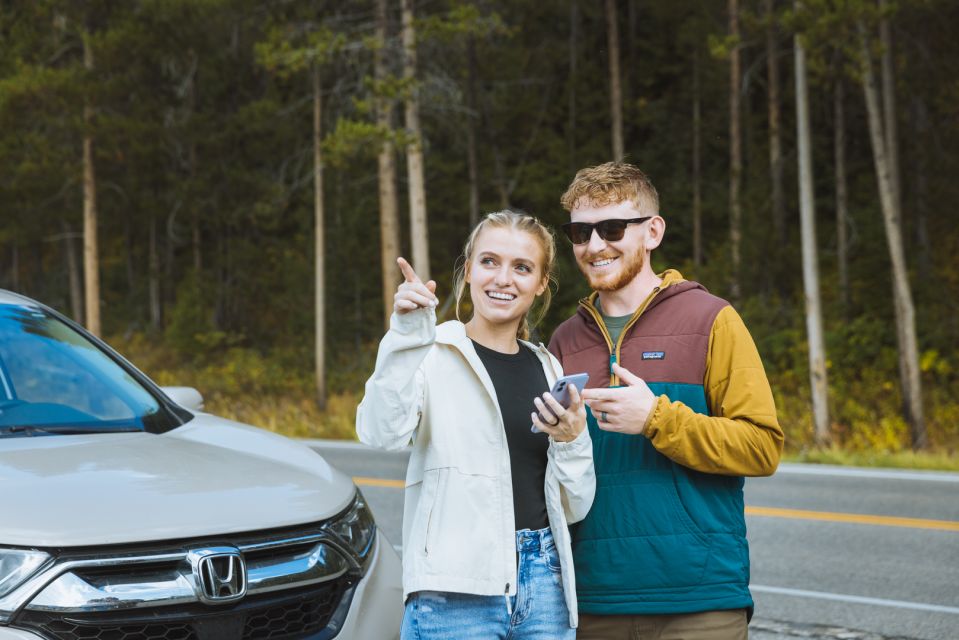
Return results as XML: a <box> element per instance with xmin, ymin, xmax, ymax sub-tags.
<box><xmin>592</xmin><ymin>258</ymin><xmax>615</xmax><ymax>267</ymax></box>
<box><xmin>487</xmin><ymin>291</ymin><xmax>516</xmax><ymax>301</ymax></box>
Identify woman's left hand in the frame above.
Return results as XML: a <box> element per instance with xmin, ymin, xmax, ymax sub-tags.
<box><xmin>531</xmin><ymin>384</ymin><xmax>587</xmax><ymax>443</ymax></box>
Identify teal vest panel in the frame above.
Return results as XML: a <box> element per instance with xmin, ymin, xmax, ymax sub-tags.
<box><xmin>573</xmin><ymin>383</ymin><xmax>753</xmax><ymax>615</ymax></box>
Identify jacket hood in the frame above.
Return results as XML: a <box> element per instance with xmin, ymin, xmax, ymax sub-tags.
<box><xmin>577</xmin><ymin>269</ymin><xmax>707</xmax><ymax>323</ymax></box>
<box><xmin>436</xmin><ymin>320</ymin><xmax>552</xmax><ymax>358</ymax></box>
<box><xmin>436</xmin><ymin>319</ymin><xmax>561</xmax><ymax>385</ymax></box>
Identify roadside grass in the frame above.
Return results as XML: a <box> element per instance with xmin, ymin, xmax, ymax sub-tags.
<box><xmin>201</xmin><ymin>390</ymin><xmax>359</xmax><ymax>441</ymax></box>
<box><xmin>783</xmin><ymin>447</ymin><xmax>959</xmax><ymax>472</ymax></box>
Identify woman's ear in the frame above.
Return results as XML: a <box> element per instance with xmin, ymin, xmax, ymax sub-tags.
<box><xmin>536</xmin><ymin>276</ymin><xmax>548</xmax><ymax>297</ymax></box>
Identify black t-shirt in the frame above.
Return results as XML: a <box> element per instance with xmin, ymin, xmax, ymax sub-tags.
<box><xmin>472</xmin><ymin>339</ymin><xmax>550</xmax><ymax>532</ymax></box>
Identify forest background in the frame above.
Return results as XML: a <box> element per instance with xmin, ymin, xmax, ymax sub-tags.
<box><xmin>2</xmin><ymin>0</ymin><xmax>958</xmax><ymax>469</ymax></box>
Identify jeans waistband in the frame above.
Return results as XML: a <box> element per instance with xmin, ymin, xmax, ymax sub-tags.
<box><xmin>515</xmin><ymin>526</ymin><xmax>552</xmax><ymax>553</ymax></box>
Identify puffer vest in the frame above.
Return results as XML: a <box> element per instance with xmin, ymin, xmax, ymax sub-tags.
<box><xmin>548</xmin><ymin>280</ymin><xmax>753</xmax><ymax>616</ymax></box>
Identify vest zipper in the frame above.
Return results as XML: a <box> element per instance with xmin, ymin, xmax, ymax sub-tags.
<box><xmin>610</xmin><ymin>285</ymin><xmax>662</xmax><ymax>386</ymax></box>
<box><xmin>504</xmin><ymin>582</ymin><xmax>512</xmax><ymax>615</ymax></box>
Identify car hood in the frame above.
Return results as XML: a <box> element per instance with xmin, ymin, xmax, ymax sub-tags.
<box><xmin>0</xmin><ymin>415</ymin><xmax>356</xmax><ymax>547</ymax></box>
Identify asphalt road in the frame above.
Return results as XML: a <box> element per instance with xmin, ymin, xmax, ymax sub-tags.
<box><xmin>306</xmin><ymin>440</ymin><xmax>959</xmax><ymax>640</ymax></box>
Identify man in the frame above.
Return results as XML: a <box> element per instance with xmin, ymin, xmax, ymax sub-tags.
<box><xmin>548</xmin><ymin>162</ymin><xmax>783</xmax><ymax>639</ymax></box>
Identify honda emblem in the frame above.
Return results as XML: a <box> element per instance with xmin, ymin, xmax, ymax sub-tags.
<box><xmin>188</xmin><ymin>547</ymin><xmax>247</xmax><ymax>604</ymax></box>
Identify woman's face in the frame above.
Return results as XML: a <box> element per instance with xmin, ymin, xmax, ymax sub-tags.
<box><xmin>467</xmin><ymin>226</ymin><xmax>547</xmax><ymax>330</ymax></box>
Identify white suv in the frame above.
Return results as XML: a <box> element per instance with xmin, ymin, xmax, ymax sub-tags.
<box><xmin>0</xmin><ymin>290</ymin><xmax>403</xmax><ymax>639</ymax></box>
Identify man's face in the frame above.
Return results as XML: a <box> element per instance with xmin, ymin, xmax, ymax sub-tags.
<box><xmin>569</xmin><ymin>199</ymin><xmax>649</xmax><ymax>292</ymax></box>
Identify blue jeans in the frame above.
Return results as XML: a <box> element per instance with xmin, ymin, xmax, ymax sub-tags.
<box><xmin>401</xmin><ymin>527</ymin><xmax>574</xmax><ymax>639</ymax></box>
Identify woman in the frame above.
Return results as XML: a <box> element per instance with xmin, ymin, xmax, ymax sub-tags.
<box><xmin>357</xmin><ymin>211</ymin><xmax>595</xmax><ymax>639</ymax></box>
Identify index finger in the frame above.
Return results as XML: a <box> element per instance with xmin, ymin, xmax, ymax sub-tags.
<box><xmin>397</xmin><ymin>257</ymin><xmax>421</xmax><ymax>284</ymax></box>
<box><xmin>581</xmin><ymin>387</ymin><xmax>619</xmax><ymax>402</ymax></box>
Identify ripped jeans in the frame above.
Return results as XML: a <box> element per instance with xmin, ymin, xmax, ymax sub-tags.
<box><xmin>401</xmin><ymin>527</ymin><xmax>574</xmax><ymax>640</ymax></box>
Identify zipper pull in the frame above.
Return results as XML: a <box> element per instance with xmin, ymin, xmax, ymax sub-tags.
<box><xmin>504</xmin><ymin>583</ymin><xmax>512</xmax><ymax>615</ymax></box>
<box><xmin>609</xmin><ymin>353</ymin><xmax>620</xmax><ymax>387</ymax></box>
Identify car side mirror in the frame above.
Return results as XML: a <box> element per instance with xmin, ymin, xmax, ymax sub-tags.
<box><xmin>161</xmin><ymin>386</ymin><xmax>205</xmax><ymax>412</ymax></box>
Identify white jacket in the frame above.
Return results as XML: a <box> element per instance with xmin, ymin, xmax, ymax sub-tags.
<box><xmin>356</xmin><ymin>308</ymin><xmax>595</xmax><ymax>628</ymax></box>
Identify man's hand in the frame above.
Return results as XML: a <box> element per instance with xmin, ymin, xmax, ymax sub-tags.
<box><xmin>581</xmin><ymin>363</ymin><xmax>657</xmax><ymax>434</ymax></box>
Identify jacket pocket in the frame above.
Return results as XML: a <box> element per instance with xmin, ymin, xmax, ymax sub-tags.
<box><xmin>423</xmin><ymin>468</ymin><xmax>446</xmax><ymax>555</ymax></box>
<box><xmin>421</xmin><ymin>467</ymin><xmax>500</xmax><ymax>578</ymax></box>
<box><xmin>543</xmin><ymin>537</ymin><xmax>563</xmax><ymax>575</ymax></box>
<box><xmin>573</xmin><ymin>470</ymin><xmax>711</xmax><ymax>594</ymax></box>
<box><xmin>414</xmin><ymin>469</ymin><xmax>441</xmax><ymax>557</ymax></box>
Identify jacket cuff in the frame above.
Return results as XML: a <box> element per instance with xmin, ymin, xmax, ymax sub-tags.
<box><xmin>389</xmin><ymin>306</ymin><xmax>436</xmax><ymax>334</ymax></box>
<box><xmin>642</xmin><ymin>395</ymin><xmax>669</xmax><ymax>439</ymax></box>
<box><xmin>549</xmin><ymin>427</ymin><xmax>591</xmax><ymax>460</ymax></box>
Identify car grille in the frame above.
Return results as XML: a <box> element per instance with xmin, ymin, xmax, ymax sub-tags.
<box><xmin>14</xmin><ymin>580</ymin><xmax>351</xmax><ymax>640</ymax></box>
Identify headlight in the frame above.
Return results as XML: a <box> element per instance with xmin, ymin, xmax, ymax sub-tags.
<box><xmin>326</xmin><ymin>490</ymin><xmax>376</xmax><ymax>572</ymax></box>
<box><xmin>0</xmin><ymin>548</ymin><xmax>50</xmax><ymax>598</ymax></box>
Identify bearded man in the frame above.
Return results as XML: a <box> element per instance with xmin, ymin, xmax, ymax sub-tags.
<box><xmin>548</xmin><ymin>161</ymin><xmax>784</xmax><ymax>640</ymax></box>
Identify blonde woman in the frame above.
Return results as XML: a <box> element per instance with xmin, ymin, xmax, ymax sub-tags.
<box><xmin>357</xmin><ymin>211</ymin><xmax>595</xmax><ymax>639</ymax></box>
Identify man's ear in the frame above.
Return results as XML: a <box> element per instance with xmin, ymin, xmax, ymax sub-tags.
<box><xmin>646</xmin><ymin>215</ymin><xmax>666</xmax><ymax>251</ymax></box>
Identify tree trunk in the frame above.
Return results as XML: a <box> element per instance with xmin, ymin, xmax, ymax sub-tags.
<box><xmin>911</xmin><ymin>95</ymin><xmax>931</xmax><ymax>280</ymax></box>
<box><xmin>164</xmin><ymin>208</ymin><xmax>175</xmax><ymax>315</ymax></box>
<box><xmin>728</xmin><ymin>0</ymin><xmax>742</xmax><ymax>303</ymax></box>
<box><xmin>766</xmin><ymin>0</ymin><xmax>785</xmax><ymax>246</ymax></box>
<box><xmin>376</xmin><ymin>0</ymin><xmax>401</xmax><ymax>329</ymax></box>
<box><xmin>313</xmin><ymin>65</ymin><xmax>326</xmax><ymax>410</ymax></box>
<box><xmin>10</xmin><ymin>244</ymin><xmax>18</xmax><ymax>291</ymax></box>
<box><xmin>466</xmin><ymin>36</ymin><xmax>480</xmax><ymax>229</ymax></box>
<box><xmin>82</xmin><ymin>30</ymin><xmax>100</xmax><ymax>337</ymax></box>
<box><xmin>627</xmin><ymin>0</ymin><xmax>638</xmax><ymax>84</ymax></box>
<box><xmin>492</xmin><ymin>144</ymin><xmax>510</xmax><ymax>209</ymax></box>
<box><xmin>795</xmin><ymin>18</ymin><xmax>830</xmax><ymax>446</ymax></box>
<box><xmin>148</xmin><ymin>215</ymin><xmax>162</xmax><ymax>331</ymax></box>
<box><xmin>879</xmin><ymin>0</ymin><xmax>902</xmax><ymax>219</ymax></box>
<box><xmin>567</xmin><ymin>0</ymin><xmax>578</xmax><ymax>174</ymax></box>
<box><xmin>124</xmin><ymin>216</ymin><xmax>135</xmax><ymax>295</ymax></box>
<box><xmin>62</xmin><ymin>219</ymin><xmax>83</xmax><ymax>323</ymax></box>
<box><xmin>692</xmin><ymin>50</ymin><xmax>702</xmax><ymax>269</ymax></box>
<box><xmin>834</xmin><ymin>75</ymin><xmax>850</xmax><ymax>312</ymax></box>
<box><xmin>858</xmin><ymin>21</ymin><xmax>927</xmax><ymax>450</ymax></box>
<box><xmin>912</xmin><ymin>38</ymin><xmax>933</xmax><ymax>277</ymax></box>
<box><xmin>188</xmin><ymin>49</ymin><xmax>201</xmax><ymax>276</ymax></box>
<box><xmin>402</xmin><ymin>0</ymin><xmax>429</xmax><ymax>280</ymax></box>
<box><xmin>605</xmin><ymin>0</ymin><xmax>624</xmax><ymax>161</ymax></box>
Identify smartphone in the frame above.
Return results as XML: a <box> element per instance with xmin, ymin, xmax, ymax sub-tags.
<box><xmin>532</xmin><ymin>372</ymin><xmax>589</xmax><ymax>432</ymax></box>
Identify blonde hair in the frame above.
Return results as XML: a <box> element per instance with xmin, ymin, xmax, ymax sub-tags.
<box><xmin>560</xmin><ymin>161</ymin><xmax>660</xmax><ymax>214</ymax></box>
<box><xmin>451</xmin><ymin>210</ymin><xmax>557</xmax><ymax>341</ymax></box>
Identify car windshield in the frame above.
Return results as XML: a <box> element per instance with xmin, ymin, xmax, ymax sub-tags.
<box><xmin>0</xmin><ymin>303</ymin><xmax>172</xmax><ymax>435</ymax></box>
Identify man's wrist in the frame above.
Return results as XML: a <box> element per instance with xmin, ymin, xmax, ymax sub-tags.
<box><xmin>641</xmin><ymin>395</ymin><xmax>664</xmax><ymax>437</ymax></box>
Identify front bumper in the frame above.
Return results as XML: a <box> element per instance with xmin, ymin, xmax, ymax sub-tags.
<box><xmin>0</xmin><ymin>532</ymin><xmax>403</xmax><ymax>640</ymax></box>
<box><xmin>335</xmin><ymin>532</ymin><xmax>403</xmax><ymax>639</ymax></box>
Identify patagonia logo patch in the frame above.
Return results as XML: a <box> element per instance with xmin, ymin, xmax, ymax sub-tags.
<box><xmin>642</xmin><ymin>351</ymin><xmax>666</xmax><ymax>360</ymax></box>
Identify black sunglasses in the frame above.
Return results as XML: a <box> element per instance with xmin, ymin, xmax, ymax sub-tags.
<box><xmin>561</xmin><ymin>217</ymin><xmax>653</xmax><ymax>245</ymax></box>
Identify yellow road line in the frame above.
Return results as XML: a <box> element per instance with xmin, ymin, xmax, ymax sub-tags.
<box><xmin>354</xmin><ymin>476</ymin><xmax>405</xmax><ymax>488</ymax></box>
<box><xmin>352</xmin><ymin>477</ymin><xmax>959</xmax><ymax>532</ymax></box>
<box><xmin>746</xmin><ymin>506</ymin><xmax>959</xmax><ymax>532</ymax></box>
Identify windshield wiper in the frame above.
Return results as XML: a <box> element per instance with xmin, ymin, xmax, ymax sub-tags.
<box><xmin>0</xmin><ymin>425</ymin><xmax>142</xmax><ymax>437</ymax></box>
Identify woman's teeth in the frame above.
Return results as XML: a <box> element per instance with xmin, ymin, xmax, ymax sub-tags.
<box><xmin>487</xmin><ymin>291</ymin><xmax>516</xmax><ymax>301</ymax></box>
